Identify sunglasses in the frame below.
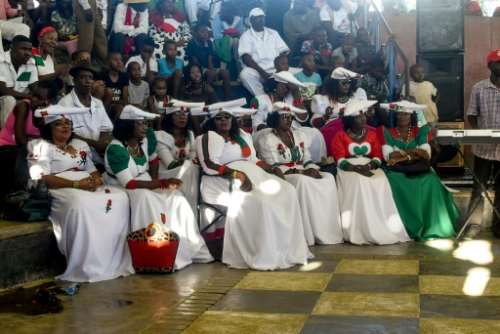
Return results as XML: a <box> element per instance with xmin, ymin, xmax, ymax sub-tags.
<box><xmin>215</xmin><ymin>114</ymin><xmax>232</xmax><ymax>120</ymax></box>
<box><xmin>339</xmin><ymin>79</ymin><xmax>352</xmax><ymax>85</ymax></box>
<box><xmin>280</xmin><ymin>114</ymin><xmax>294</xmax><ymax>120</ymax></box>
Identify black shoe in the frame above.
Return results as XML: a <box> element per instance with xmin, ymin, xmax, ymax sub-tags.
<box><xmin>463</xmin><ymin>225</ymin><xmax>482</xmax><ymax>240</ymax></box>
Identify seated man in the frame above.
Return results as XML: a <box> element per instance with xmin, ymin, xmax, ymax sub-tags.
<box><xmin>319</xmin><ymin>0</ymin><xmax>358</xmax><ymax>47</ymax></box>
<box><xmin>111</xmin><ymin>0</ymin><xmax>149</xmax><ymax>56</ymax></box>
<box><xmin>58</xmin><ymin>64</ymin><xmax>113</xmax><ymax>164</ymax></box>
<box><xmin>0</xmin><ymin>0</ymin><xmax>30</xmax><ymax>41</ymax></box>
<box><xmin>0</xmin><ymin>35</ymin><xmax>38</xmax><ymax>127</ymax></box>
<box><xmin>238</xmin><ymin>7</ymin><xmax>290</xmax><ymax>96</ymax></box>
<box><xmin>283</xmin><ymin>0</ymin><xmax>319</xmax><ymax>51</ymax></box>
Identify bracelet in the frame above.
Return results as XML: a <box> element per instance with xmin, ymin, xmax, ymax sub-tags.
<box><xmin>73</xmin><ymin>180</ymin><xmax>79</xmax><ymax>189</ymax></box>
<box><xmin>218</xmin><ymin>165</ymin><xmax>226</xmax><ymax>175</ymax></box>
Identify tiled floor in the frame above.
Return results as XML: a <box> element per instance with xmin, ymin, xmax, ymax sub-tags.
<box><xmin>183</xmin><ymin>232</ymin><xmax>500</xmax><ymax>334</ymax></box>
<box><xmin>2</xmin><ymin>231</ymin><xmax>500</xmax><ymax>333</ymax></box>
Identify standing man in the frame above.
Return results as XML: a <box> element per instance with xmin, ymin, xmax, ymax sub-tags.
<box><xmin>466</xmin><ymin>50</ymin><xmax>500</xmax><ymax>238</ymax></box>
<box><xmin>75</xmin><ymin>0</ymin><xmax>108</xmax><ymax>66</ymax></box>
<box><xmin>238</xmin><ymin>7</ymin><xmax>290</xmax><ymax>96</ymax></box>
<box><xmin>58</xmin><ymin>64</ymin><xmax>113</xmax><ymax>164</ymax></box>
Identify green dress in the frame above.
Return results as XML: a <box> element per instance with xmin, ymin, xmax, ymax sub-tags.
<box><xmin>382</xmin><ymin>126</ymin><xmax>458</xmax><ymax>240</ymax></box>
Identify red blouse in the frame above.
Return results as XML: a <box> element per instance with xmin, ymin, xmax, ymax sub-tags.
<box><xmin>331</xmin><ymin>128</ymin><xmax>383</xmax><ymax>165</ymax></box>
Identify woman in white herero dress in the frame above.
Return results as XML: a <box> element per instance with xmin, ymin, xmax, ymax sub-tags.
<box><xmin>330</xmin><ymin>100</ymin><xmax>410</xmax><ymax>245</ymax></box>
<box><xmin>104</xmin><ymin>105</ymin><xmax>212</xmax><ymax>270</ymax></box>
<box><xmin>28</xmin><ymin>106</ymin><xmax>134</xmax><ymax>282</ymax></box>
<box><xmin>156</xmin><ymin>105</ymin><xmax>199</xmax><ymax>212</ymax></box>
<box><xmin>257</xmin><ymin>103</ymin><xmax>343</xmax><ymax>245</ymax></box>
<box><xmin>250</xmin><ymin>72</ymin><xmax>327</xmax><ymax>163</ymax></box>
<box><xmin>196</xmin><ymin>103</ymin><xmax>310</xmax><ymax>270</ymax></box>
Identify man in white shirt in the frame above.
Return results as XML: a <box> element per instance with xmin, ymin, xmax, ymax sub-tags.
<box><xmin>58</xmin><ymin>65</ymin><xmax>113</xmax><ymax>164</ymax></box>
<box><xmin>0</xmin><ymin>35</ymin><xmax>38</xmax><ymax>127</ymax></box>
<box><xmin>184</xmin><ymin>0</ymin><xmax>221</xmax><ymax>24</ymax></box>
<box><xmin>320</xmin><ymin>0</ymin><xmax>358</xmax><ymax>45</ymax></box>
<box><xmin>238</xmin><ymin>8</ymin><xmax>290</xmax><ymax>96</ymax></box>
<box><xmin>125</xmin><ymin>37</ymin><xmax>158</xmax><ymax>82</ymax></box>
<box><xmin>75</xmin><ymin>0</ymin><xmax>108</xmax><ymax>66</ymax></box>
<box><xmin>111</xmin><ymin>0</ymin><xmax>149</xmax><ymax>55</ymax></box>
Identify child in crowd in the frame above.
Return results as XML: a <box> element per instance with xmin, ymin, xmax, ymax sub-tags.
<box><xmin>182</xmin><ymin>63</ymin><xmax>218</xmax><ymax>134</ymax></box>
<box><xmin>332</xmin><ymin>34</ymin><xmax>358</xmax><ymax>70</ymax></box>
<box><xmin>147</xmin><ymin>77</ymin><xmax>171</xmax><ymax>129</ymax></box>
<box><xmin>158</xmin><ymin>40</ymin><xmax>184</xmax><ymax>98</ymax></box>
<box><xmin>406</xmin><ymin>64</ymin><xmax>439</xmax><ymax>124</ymax></box>
<box><xmin>295</xmin><ymin>53</ymin><xmax>322</xmax><ymax>101</ymax></box>
<box><xmin>301</xmin><ymin>27</ymin><xmax>333</xmax><ymax>67</ymax></box>
<box><xmin>125</xmin><ymin>37</ymin><xmax>158</xmax><ymax>83</ymax></box>
<box><xmin>274</xmin><ymin>53</ymin><xmax>291</xmax><ymax>72</ymax></box>
<box><xmin>102</xmin><ymin>52</ymin><xmax>129</xmax><ymax>107</ymax></box>
<box><xmin>331</xmin><ymin>55</ymin><xmax>345</xmax><ymax>69</ymax></box>
<box><xmin>148</xmin><ymin>77</ymin><xmax>170</xmax><ymax>115</ymax></box>
<box><xmin>186</xmin><ymin>23</ymin><xmax>231</xmax><ymax>99</ymax></box>
<box><xmin>360</xmin><ymin>59</ymin><xmax>389</xmax><ymax>103</ymax></box>
<box><xmin>127</xmin><ymin>61</ymin><xmax>150</xmax><ymax>109</ymax></box>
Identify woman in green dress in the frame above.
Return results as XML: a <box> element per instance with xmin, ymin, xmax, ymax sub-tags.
<box><xmin>379</xmin><ymin>101</ymin><xmax>458</xmax><ymax>240</ymax></box>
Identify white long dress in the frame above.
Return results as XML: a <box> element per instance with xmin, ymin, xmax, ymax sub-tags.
<box><xmin>103</xmin><ymin>134</ymin><xmax>213</xmax><ymax>270</ymax></box>
<box><xmin>27</xmin><ymin>138</ymin><xmax>134</xmax><ymax>282</ymax></box>
<box><xmin>197</xmin><ymin>130</ymin><xmax>310</xmax><ymax>270</ymax></box>
<box><xmin>331</xmin><ymin>129</ymin><xmax>411</xmax><ymax>245</ymax></box>
<box><xmin>257</xmin><ymin>128</ymin><xmax>343</xmax><ymax>245</ymax></box>
<box><xmin>251</xmin><ymin>94</ymin><xmax>327</xmax><ymax>163</ymax></box>
<box><xmin>156</xmin><ymin>130</ymin><xmax>200</xmax><ymax>212</ymax></box>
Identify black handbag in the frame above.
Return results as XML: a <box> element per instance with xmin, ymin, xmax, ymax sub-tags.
<box><xmin>385</xmin><ymin>159</ymin><xmax>431</xmax><ymax>176</ymax></box>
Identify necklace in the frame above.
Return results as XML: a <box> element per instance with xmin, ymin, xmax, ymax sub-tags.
<box><xmin>338</xmin><ymin>96</ymin><xmax>350</xmax><ymax>104</ymax></box>
<box><xmin>348</xmin><ymin>128</ymin><xmax>366</xmax><ymax>141</ymax></box>
<box><xmin>396</xmin><ymin>126</ymin><xmax>413</xmax><ymax>144</ymax></box>
<box><xmin>127</xmin><ymin>144</ymin><xmax>141</xmax><ymax>157</ymax></box>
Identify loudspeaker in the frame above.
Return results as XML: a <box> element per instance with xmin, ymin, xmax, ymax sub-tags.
<box><xmin>417</xmin><ymin>0</ymin><xmax>464</xmax><ymax>53</ymax></box>
<box><xmin>417</xmin><ymin>53</ymin><xmax>464</xmax><ymax>122</ymax></box>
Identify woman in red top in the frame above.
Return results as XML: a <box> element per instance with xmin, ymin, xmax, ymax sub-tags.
<box><xmin>331</xmin><ymin>100</ymin><xmax>410</xmax><ymax>245</ymax></box>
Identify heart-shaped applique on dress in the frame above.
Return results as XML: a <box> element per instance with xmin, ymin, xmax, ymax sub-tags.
<box><xmin>348</xmin><ymin>143</ymin><xmax>371</xmax><ymax>157</ymax></box>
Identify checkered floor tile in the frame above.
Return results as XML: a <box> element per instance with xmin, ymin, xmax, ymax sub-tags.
<box><xmin>183</xmin><ymin>240</ymin><xmax>500</xmax><ymax>334</ymax></box>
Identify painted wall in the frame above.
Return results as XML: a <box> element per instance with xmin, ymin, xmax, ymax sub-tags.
<box><xmin>381</xmin><ymin>13</ymin><xmax>500</xmax><ymax>121</ymax></box>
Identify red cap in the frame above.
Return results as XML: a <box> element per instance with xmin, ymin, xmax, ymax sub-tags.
<box><xmin>487</xmin><ymin>49</ymin><xmax>500</xmax><ymax>65</ymax></box>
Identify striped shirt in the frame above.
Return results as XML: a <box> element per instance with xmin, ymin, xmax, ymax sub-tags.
<box><xmin>467</xmin><ymin>79</ymin><xmax>500</xmax><ymax>161</ymax></box>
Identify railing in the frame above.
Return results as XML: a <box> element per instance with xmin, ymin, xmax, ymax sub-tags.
<box><xmin>367</xmin><ymin>0</ymin><xmax>410</xmax><ymax>100</ymax></box>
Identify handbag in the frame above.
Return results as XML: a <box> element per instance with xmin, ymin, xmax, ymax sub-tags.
<box><xmin>127</xmin><ymin>222</ymin><xmax>179</xmax><ymax>273</ymax></box>
<box><xmin>385</xmin><ymin>159</ymin><xmax>431</xmax><ymax>176</ymax></box>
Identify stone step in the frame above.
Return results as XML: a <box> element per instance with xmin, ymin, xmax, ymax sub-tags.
<box><xmin>0</xmin><ymin>220</ymin><xmax>64</xmax><ymax>289</ymax></box>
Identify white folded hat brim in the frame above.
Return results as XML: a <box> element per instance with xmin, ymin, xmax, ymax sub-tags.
<box><xmin>272</xmin><ymin>102</ymin><xmax>307</xmax><ymax>115</ymax></box>
<box><xmin>120</xmin><ymin>105</ymin><xmax>159</xmax><ymax>120</ymax></box>
<box><xmin>342</xmin><ymin>100</ymin><xmax>378</xmax><ymax>117</ymax></box>
<box><xmin>331</xmin><ymin>67</ymin><xmax>362</xmax><ymax>80</ymax></box>
<box><xmin>271</xmin><ymin>71</ymin><xmax>307</xmax><ymax>88</ymax></box>
<box><xmin>380</xmin><ymin>100</ymin><xmax>427</xmax><ymax>113</ymax></box>
<box><xmin>34</xmin><ymin>105</ymin><xmax>90</xmax><ymax>124</ymax></box>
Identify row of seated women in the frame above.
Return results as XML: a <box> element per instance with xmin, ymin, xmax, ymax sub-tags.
<box><xmin>26</xmin><ymin>97</ymin><xmax>459</xmax><ymax>283</ymax></box>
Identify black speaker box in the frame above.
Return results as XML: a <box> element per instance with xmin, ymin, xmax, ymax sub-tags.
<box><xmin>417</xmin><ymin>0</ymin><xmax>464</xmax><ymax>53</ymax></box>
<box><xmin>417</xmin><ymin>53</ymin><xmax>464</xmax><ymax>122</ymax></box>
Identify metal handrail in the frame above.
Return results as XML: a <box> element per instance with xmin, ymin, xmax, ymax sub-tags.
<box><xmin>368</xmin><ymin>0</ymin><xmax>410</xmax><ymax>98</ymax></box>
